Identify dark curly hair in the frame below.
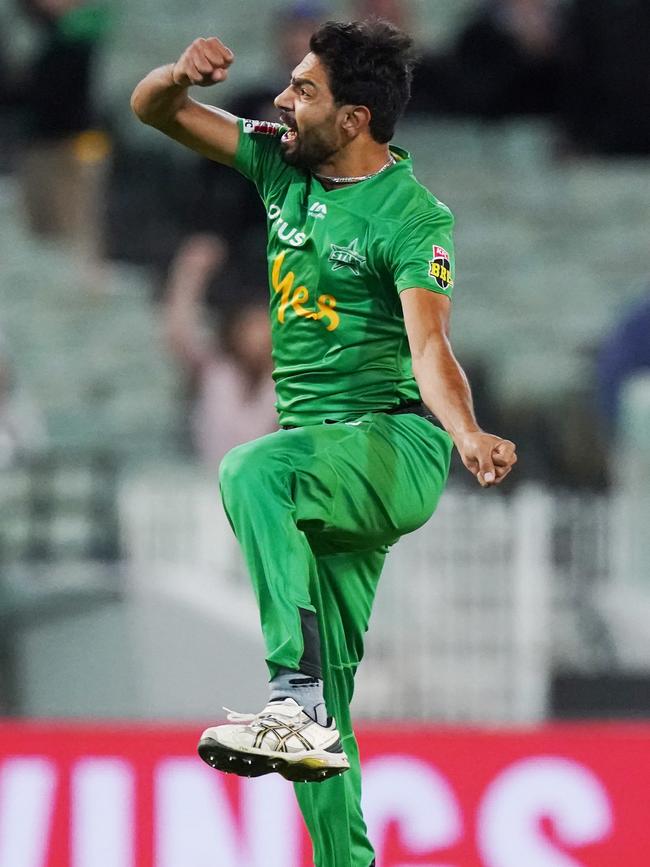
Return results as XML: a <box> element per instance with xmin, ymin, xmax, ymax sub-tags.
<box><xmin>309</xmin><ymin>19</ymin><xmax>415</xmax><ymax>144</ymax></box>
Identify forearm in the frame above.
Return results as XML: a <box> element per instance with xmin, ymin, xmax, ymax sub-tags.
<box><xmin>401</xmin><ymin>289</ymin><xmax>516</xmax><ymax>486</ymax></box>
<box><xmin>130</xmin><ymin>40</ymin><xmax>239</xmax><ymax>164</ymax></box>
<box><xmin>130</xmin><ymin>64</ymin><xmax>188</xmax><ymax>128</ymax></box>
<box><xmin>412</xmin><ymin>334</ymin><xmax>480</xmax><ymax>443</ymax></box>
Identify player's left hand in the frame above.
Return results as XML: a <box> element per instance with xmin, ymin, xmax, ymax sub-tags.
<box><xmin>454</xmin><ymin>432</ymin><xmax>517</xmax><ymax>488</ymax></box>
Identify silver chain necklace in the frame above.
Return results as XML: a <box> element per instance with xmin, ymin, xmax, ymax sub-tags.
<box><xmin>314</xmin><ymin>155</ymin><xmax>395</xmax><ymax>185</ymax></box>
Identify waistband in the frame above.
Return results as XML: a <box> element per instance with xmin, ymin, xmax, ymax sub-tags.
<box><xmin>281</xmin><ymin>401</ymin><xmax>440</xmax><ymax>430</ymax></box>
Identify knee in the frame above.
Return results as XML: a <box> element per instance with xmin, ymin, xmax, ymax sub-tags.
<box><xmin>218</xmin><ymin>442</ymin><xmax>250</xmax><ymax>493</ymax></box>
<box><xmin>218</xmin><ymin>434</ymin><xmax>287</xmax><ymax>500</ymax></box>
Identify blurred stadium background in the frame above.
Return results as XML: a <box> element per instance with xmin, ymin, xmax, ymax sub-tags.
<box><xmin>1</xmin><ymin>0</ymin><xmax>649</xmax><ymax>864</ymax></box>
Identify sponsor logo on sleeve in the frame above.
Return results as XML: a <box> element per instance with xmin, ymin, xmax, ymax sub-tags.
<box><xmin>428</xmin><ymin>245</ymin><xmax>453</xmax><ymax>290</ymax></box>
<box><xmin>242</xmin><ymin>119</ymin><xmax>283</xmax><ymax>136</ymax></box>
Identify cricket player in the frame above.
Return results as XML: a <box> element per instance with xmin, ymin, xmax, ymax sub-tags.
<box><xmin>132</xmin><ymin>18</ymin><xmax>517</xmax><ymax>867</ymax></box>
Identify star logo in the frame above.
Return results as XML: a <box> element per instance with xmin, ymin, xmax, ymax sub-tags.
<box><xmin>328</xmin><ymin>238</ymin><xmax>366</xmax><ymax>276</ymax></box>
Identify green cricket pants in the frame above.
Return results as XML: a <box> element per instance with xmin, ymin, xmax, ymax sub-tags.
<box><xmin>219</xmin><ymin>410</ymin><xmax>453</xmax><ymax>867</ymax></box>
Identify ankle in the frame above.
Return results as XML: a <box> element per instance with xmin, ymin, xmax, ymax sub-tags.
<box><xmin>269</xmin><ymin>668</ymin><xmax>328</xmax><ymax>725</ymax></box>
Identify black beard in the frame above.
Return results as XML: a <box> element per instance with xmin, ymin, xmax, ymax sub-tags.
<box><xmin>280</xmin><ymin>127</ymin><xmax>338</xmax><ymax>172</ymax></box>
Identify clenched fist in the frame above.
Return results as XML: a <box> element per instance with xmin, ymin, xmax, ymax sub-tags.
<box><xmin>172</xmin><ymin>37</ymin><xmax>234</xmax><ymax>87</ymax></box>
<box><xmin>454</xmin><ymin>431</ymin><xmax>518</xmax><ymax>488</ymax></box>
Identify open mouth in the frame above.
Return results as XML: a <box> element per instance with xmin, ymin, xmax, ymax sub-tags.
<box><xmin>279</xmin><ymin>113</ymin><xmax>298</xmax><ymax>145</ymax></box>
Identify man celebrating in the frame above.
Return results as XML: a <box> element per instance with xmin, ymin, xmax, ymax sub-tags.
<box><xmin>132</xmin><ymin>19</ymin><xmax>517</xmax><ymax>867</ymax></box>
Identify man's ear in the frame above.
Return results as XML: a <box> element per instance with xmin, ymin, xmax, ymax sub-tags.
<box><xmin>341</xmin><ymin>104</ymin><xmax>372</xmax><ymax>139</ymax></box>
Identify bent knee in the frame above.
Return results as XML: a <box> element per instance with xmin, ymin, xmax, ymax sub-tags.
<box><xmin>218</xmin><ymin>441</ymin><xmax>250</xmax><ymax>490</ymax></box>
<box><xmin>218</xmin><ymin>433</ymin><xmax>291</xmax><ymax>496</ymax></box>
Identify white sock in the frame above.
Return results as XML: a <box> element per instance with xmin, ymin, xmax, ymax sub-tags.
<box><xmin>269</xmin><ymin>668</ymin><xmax>328</xmax><ymax>725</ymax></box>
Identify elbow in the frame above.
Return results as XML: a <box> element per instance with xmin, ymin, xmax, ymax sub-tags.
<box><xmin>411</xmin><ymin>357</ymin><xmax>430</xmax><ymax>391</ymax></box>
<box><xmin>130</xmin><ymin>81</ymin><xmax>164</xmax><ymax>127</ymax></box>
<box><xmin>130</xmin><ymin>67</ymin><xmax>189</xmax><ymax>129</ymax></box>
<box><xmin>411</xmin><ymin>350</ymin><xmax>432</xmax><ymax>389</ymax></box>
<box><xmin>130</xmin><ymin>85</ymin><xmax>146</xmax><ymax>123</ymax></box>
<box><xmin>410</xmin><ymin>333</ymin><xmax>456</xmax><ymax>389</ymax></box>
<box><xmin>130</xmin><ymin>84</ymin><xmax>152</xmax><ymax>125</ymax></box>
<box><xmin>410</xmin><ymin>348</ymin><xmax>423</xmax><ymax>375</ymax></box>
<box><xmin>411</xmin><ymin>333</ymin><xmax>446</xmax><ymax>371</ymax></box>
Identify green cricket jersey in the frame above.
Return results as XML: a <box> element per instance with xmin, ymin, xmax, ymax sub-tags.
<box><xmin>234</xmin><ymin>118</ymin><xmax>455</xmax><ymax>428</ymax></box>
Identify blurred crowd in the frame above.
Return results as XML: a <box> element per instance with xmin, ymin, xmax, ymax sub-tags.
<box><xmin>0</xmin><ymin>0</ymin><xmax>649</xmax><ymax>483</ymax></box>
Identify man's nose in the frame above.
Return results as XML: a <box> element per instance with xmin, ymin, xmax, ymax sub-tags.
<box><xmin>274</xmin><ymin>86</ymin><xmax>293</xmax><ymax>111</ymax></box>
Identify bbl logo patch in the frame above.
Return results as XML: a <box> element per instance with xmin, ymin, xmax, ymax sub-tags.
<box><xmin>428</xmin><ymin>245</ymin><xmax>453</xmax><ymax>290</ymax></box>
<box><xmin>242</xmin><ymin>119</ymin><xmax>283</xmax><ymax>136</ymax></box>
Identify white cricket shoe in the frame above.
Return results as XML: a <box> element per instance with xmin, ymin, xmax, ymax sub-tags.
<box><xmin>197</xmin><ymin>697</ymin><xmax>350</xmax><ymax>783</ymax></box>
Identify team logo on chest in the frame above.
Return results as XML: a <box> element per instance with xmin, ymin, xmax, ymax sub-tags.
<box><xmin>328</xmin><ymin>238</ymin><xmax>366</xmax><ymax>276</ymax></box>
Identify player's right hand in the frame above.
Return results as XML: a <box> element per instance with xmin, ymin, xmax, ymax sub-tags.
<box><xmin>172</xmin><ymin>37</ymin><xmax>234</xmax><ymax>88</ymax></box>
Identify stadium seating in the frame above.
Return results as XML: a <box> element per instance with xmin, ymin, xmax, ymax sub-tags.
<box><xmin>0</xmin><ymin>176</ymin><xmax>179</xmax><ymax>456</ymax></box>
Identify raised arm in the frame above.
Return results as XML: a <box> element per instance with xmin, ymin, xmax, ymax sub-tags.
<box><xmin>401</xmin><ymin>288</ymin><xmax>517</xmax><ymax>487</ymax></box>
<box><xmin>130</xmin><ymin>37</ymin><xmax>239</xmax><ymax>164</ymax></box>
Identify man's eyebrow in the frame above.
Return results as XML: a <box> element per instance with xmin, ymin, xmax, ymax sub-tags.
<box><xmin>291</xmin><ymin>76</ymin><xmax>318</xmax><ymax>90</ymax></box>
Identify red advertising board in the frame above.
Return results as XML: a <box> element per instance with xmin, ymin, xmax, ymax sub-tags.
<box><xmin>0</xmin><ymin>721</ymin><xmax>649</xmax><ymax>866</ymax></box>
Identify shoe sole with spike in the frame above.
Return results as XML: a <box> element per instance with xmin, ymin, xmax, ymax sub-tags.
<box><xmin>197</xmin><ymin>736</ymin><xmax>349</xmax><ymax>783</ymax></box>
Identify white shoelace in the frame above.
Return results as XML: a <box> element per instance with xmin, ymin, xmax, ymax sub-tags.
<box><xmin>223</xmin><ymin>703</ymin><xmax>305</xmax><ymax>727</ymax></box>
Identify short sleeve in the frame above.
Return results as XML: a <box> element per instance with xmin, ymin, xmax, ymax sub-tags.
<box><xmin>233</xmin><ymin>118</ymin><xmax>293</xmax><ymax>204</ymax></box>
<box><xmin>390</xmin><ymin>207</ymin><xmax>455</xmax><ymax>298</ymax></box>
